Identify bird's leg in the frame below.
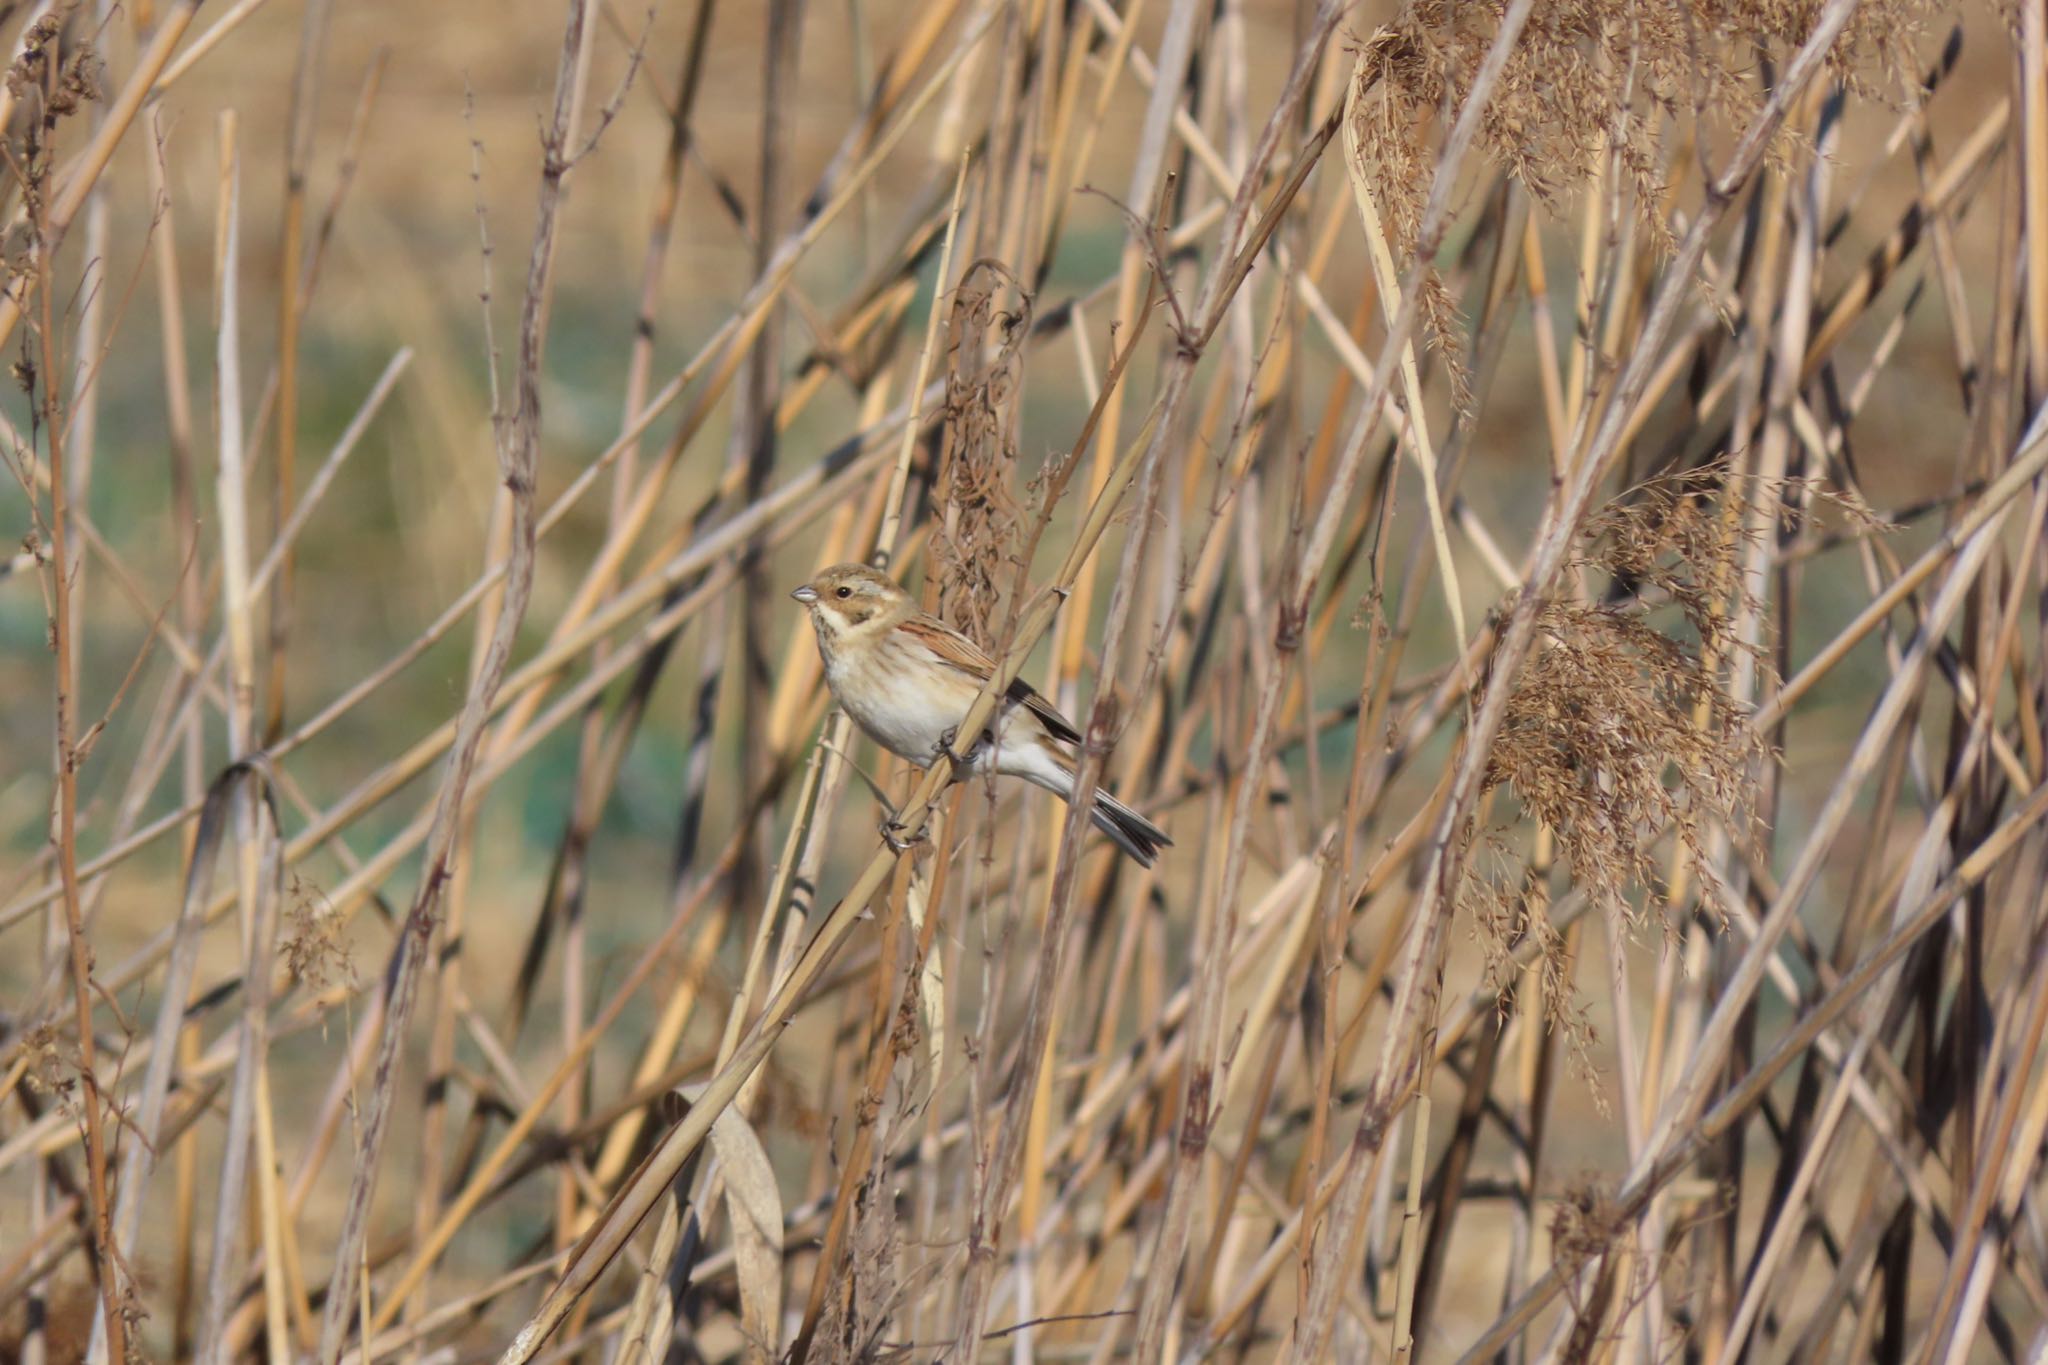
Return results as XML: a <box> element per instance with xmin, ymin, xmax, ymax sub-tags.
<box><xmin>936</xmin><ymin>725</ymin><xmax>990</xmax><ymax>784</ymax></box>
<box><xmin>879</xmin><ymin>812</ymin><xmax>926</xmax><ymax>854</ymax></box>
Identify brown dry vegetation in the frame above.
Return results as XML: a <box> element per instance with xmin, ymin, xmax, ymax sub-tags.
<box><xmin>2</xmin><ymin>0</ymin><xmax>2046</xmax><ymax>1360</ymax></box>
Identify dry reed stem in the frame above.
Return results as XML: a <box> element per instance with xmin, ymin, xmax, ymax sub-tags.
<box><xmin>311</xmin><ymin>2</ymin><xmax>594</xmax><ymax>1356</ymax></box>
<box><xmin>25</xmin><ymin>31</ymin><xmax>123</xmax><ymax>1359</ymax></box>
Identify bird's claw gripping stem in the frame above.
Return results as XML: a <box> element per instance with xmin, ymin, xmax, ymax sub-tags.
<box><xmin>880</xmin><ymin>816</ymin><xmax>925</xmax><ymax>854</ymax></box>
<box><xmin>937</xmin><ymin>725</ymin><xmax>988</xmax><ymax>783</ymax></box>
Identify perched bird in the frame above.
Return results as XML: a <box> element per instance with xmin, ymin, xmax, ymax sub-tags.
<box><xmin>791</xmin><ymin>562</ymin><xmax>1171</xmax><ymax>867</ymax></box>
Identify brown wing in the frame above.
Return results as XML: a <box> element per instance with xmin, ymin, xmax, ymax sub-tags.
<box><xmin>902</xmin><ymin>612</ymin><xmax>1084</xmax><ymax>746</ymax></box>
<box><xmin>1006</xmin><ymin>674</ymin><xmax>1083</xmax><ymax>744</ymax></box>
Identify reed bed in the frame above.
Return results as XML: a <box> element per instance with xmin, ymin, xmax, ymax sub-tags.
<box><xmin>2</xmin><ymin>0</ymin><xmax>2045</xmax><ymax>1359</ymax></box>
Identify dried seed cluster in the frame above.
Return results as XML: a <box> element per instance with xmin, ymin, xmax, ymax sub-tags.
<box><xmin>1470</xmin><ymin>467</ymin><xmax>1785</xmax><ymax>1081</ymax></box>
<box><xmin>1346</xmin><ymin>0</ymin><xmax>1935</xmax><ymax>376</ymax></box>
<box><xmin>928</xmin><ymin>260</ymin><xmax>1029</xmax><ymax>648</ymax></box>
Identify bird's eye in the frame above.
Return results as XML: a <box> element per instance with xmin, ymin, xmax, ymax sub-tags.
<box><xmin>835</xmin><ymin>586</ymin><xmax>852</xmax><ymax>599</ymax></box>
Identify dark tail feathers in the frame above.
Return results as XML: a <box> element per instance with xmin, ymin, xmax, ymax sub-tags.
<box><xmin>1088</xmin><ymin>788</ymin><xmax>1172</xmax><ymax>868</ymax></box>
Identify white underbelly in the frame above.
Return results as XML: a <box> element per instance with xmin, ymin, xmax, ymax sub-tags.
<box><xmin>827</xmin><ymin>651</ymin><xmax>953</xmax><ymax>761</ymax></box>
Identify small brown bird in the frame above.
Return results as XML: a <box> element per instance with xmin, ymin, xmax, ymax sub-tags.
<box><xmin>791</xmin><ymin>563</ymin><xmax>1171</xmax><ymax>867</ymax></box>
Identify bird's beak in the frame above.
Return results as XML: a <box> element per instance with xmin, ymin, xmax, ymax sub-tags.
<box><xmin>790</xmin><ymin>585</ymin><xmax>818</xmax><ymax>605</ymax></box>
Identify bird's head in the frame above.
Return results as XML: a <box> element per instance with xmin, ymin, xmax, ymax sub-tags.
<box><xmin>790</xmin><ymin>562</ymin><xmax>912</xmax><ymax>637</ymax></box>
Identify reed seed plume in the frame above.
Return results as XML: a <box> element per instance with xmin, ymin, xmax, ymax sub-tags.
<box><xmin>1483</xmin><ymin>466</ymin><xmax>1772</xmax><ymax>926</ymax></box>
<box><xmin>927</xmin><ymin>258</ymin><xmax>1026</xmax><ymax>644</ymax></box>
